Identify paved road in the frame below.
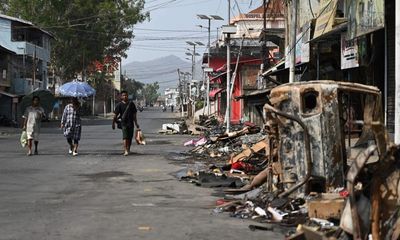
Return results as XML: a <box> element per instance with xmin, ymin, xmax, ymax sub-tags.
<box><xmin>0</xmin><ymin>110</ymin><xmax>283</xmax><ymax>240</ymax></box>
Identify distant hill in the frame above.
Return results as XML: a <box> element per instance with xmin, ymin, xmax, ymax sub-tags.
<box><xmin>122</xmin><ymin>55</ymin><xmax>202</xmax><ymax>93</ymax></box>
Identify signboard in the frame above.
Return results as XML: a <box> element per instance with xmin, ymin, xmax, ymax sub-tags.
<box><xmin>241</xmin><ymin>65</ymin><xmax>259</xmax><ymax>90</ymax></box>
<box><xmin>297</xmin><ymin>22</ymin><xmax>311</xmax><ymax>64</ymax></box>
<box><xmin>285</xmin><ymin>22</ymin><xmax>311</xmax><ymax>68</ymax></box>
<box><xmin>313</xmin><ymin>0</ymin><xmax>338</xmax><ymax>39</ymax></box>
<box><xmin>346</xmin><ymin>0</ymin><xmax>385</xmax><ymax>39</ymax></box>
<box><xmin>341</xmin><ymin>33</ymin><xmax>359</xmax><ymax>69</ymax></box>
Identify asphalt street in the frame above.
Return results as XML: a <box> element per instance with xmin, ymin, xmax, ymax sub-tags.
<box><xmin>0</xmin><ymin>109</ymin><xmax>283</xmax><ymax>240</ymax></box>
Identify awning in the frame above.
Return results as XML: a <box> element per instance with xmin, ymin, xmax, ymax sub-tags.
<box><xmin>261</xmin><ymin>60</ymin><xmax>285</xmax><ymax>77</ymax></box>
<box><xmin>209</xmin><ymin>88</ymin><xmax>223</xmax><ymax>100</ymax></box>
<box><xmin>0</xmin><ymin>45</ymin><xmax>16</xmax><ymax>55</ymax></box>
<box><xmin>261</xmin><ymin>60</ymin><xmax>307</xmax><ymax>77</ymax></box>
<box><xmin>235</xmin><ymin>88</ymin><xmax>271</xmax><ymax>99</ymax></box>
<box><xmin>309</xmin><ymin>22</ymin><xmax>347</xmax><ymax>43</ymax></box>
<box><xmin>216</xmin><ymin>59</ymin><xmax>262</xmax><ymax>72</ymax></box>
<box><xmin>210</xmin><ymin>72</ymin><xmax>227</xmax><ymax>83</ymax></box>
<box><xmin>0</xmin><ymin>90</ymin><xmax>19</xmax><ymax>98</ymax></box>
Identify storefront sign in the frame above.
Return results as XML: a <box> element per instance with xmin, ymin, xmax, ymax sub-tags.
<box><xmin>346</xmin><ymin>0</ymin><xmax>385</xmax><ymax>39</ymax></box>
<box><xmin>313</xmin><ymin>0</ymin><xmax>338</xmax><ymax>39</ymax></box>
<box><xmin>341</xmin><ymin>33</ymin><xmax>359</xmax><ymax>69</ymax></box>
<box><xmin>241</xmin><ymin>65</ymin><xmax>259</xmax><ymax>90</ymax></box>
<box><xmin>285</xmin><ymin>22</ymin><xmax>311</xmax><ymax>68</ymax></box>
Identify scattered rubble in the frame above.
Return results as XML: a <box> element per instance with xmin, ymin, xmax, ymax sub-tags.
<box><xmin>169</xmin><ymin>81</ymin><xmax>400</xmax><ymax>239</ymax></box>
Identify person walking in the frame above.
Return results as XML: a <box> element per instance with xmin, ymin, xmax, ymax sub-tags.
<box><xmin>22</xmin><ymin>96</ymin><xmax>45</xmax><ymax>156</ymax></box>
<box><xmin>61</xmin><ymin>98</ymin><xmax>81</xmax><ymax>156</ymax></box>
<box><xmin>112</xmin><ymin>91</ymin><xmax>139</xmax><ymax>156</ymax></box>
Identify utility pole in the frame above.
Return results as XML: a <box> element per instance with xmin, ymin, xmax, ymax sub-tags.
<box><xmin>207</xmin><ymin>18</ymin><xmax>211</xmax><ymax>115</ymax></box>
<box><xmin>289</xmin><ymin>0</ymin><xmax>297</xmax><ymax>83</ymax></box>
<box><xmin>177</xmin><ymin>69</ymin><xmax>184</xmax><ymax>117</ymax></box>
<box><xmin>261</xmin><ymin>0</ymin><xmax>268</xmax><ymax>73</ymax></box>
<box><xmin>395</xmin><ymin>0</ymin><xmax>400</xmax><ymax>144</ymax></box>
<box><xmin>197</xmin><ymin>14</ymin><xmax>223</xmax><ymax>116</ymax></box>
<box><xmin>226</xmin><ymin>0</ymin><xmax>231</xmax><ymax>133</ymax></box>
<box><xmin>32</xmin><ymin>47</ymin><xmax>36</xmax><ymax>91</ymax></box>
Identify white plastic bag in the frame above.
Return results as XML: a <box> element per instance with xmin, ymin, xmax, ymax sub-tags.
<box><xmin>135</xmin><ymin>129</ymin><xmax>146</xmax><ymax>145</ymax></box>
<box><xmin>20</xmin><ymin>131</ymin><xmax>27</xmax><ymax>147</ymax></box>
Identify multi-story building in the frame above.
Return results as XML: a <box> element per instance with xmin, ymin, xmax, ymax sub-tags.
<box><xmin>205</xmin><ymin>2</ymin><xmax>285</xmax><ymax>125</ymax></box>
<box><xmin>164</xmin><ymin>88</ymin><xmax>179</xmax><ymax>107</ymax></box>
<box><xmin>0</xmin><ymin>14</ymin><xmax>52</xmax><ymax>121</ymax></box>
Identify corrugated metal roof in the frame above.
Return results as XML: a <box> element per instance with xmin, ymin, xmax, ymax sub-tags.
<box><xmin>0</xmin><ymin>90</ymin><xmax>19</xmax><ymax>98</ymax></box>
<box><xmin>0</xmin><ymin>13</ymin><xmax>54</xmax><ymax>37</ymax></box>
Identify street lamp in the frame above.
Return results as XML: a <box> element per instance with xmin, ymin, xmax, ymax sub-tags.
<box><xmin>222</xmin><ymin>24</ymin><xmax>237</xmax><ymax>133</ymax></box>
<box><xmin>197</xmin><ymin>14</ymin><xmax>223</xmax><ymax>116</ymax></box>
<box><xmin>185</xmin><ymin>41</ymin><xmax>203</xmax><ymax>80</ymax></box>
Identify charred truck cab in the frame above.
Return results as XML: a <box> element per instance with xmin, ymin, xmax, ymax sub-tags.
<box><xmin>264</xmin><ymin>80</ymin><xmax>387</xmax><ymax>196</ymax></box>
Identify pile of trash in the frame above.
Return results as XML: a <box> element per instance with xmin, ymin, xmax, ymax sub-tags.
<box><xmin>172</xmin><ymin>82</ymin><xmax>400</xmax><ymax>239</ymax></box>
<box><xmin>158</xmin><ymin>120</ymin><xmax>188</xmax><ymax>134</ymax></box>
<box><xmin>177</xmin><ymin>125</ymin><xmax>400</xmax><ymax>239</ymax></box>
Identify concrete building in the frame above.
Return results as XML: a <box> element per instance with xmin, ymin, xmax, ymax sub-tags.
<box><xmin>164</xmin><ymin>87</ymin><xmax>179</xmax><ymax>107</ymax></box>
<box><xmin>0</xmin><ymin>14</ymin><xmax>52</xmax><ymax>121</ymax></box>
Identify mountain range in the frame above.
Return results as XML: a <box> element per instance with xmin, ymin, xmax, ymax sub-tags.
<box><xmin>122</xmin><ymin>55</ymin><xmax>202</xmax><ymax>94</ymax></box>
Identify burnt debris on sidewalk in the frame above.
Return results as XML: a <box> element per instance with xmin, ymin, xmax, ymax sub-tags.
<box><xmin>169</xmin><ymin>81</ymin><xmax>400</xmax><ymax>239</ymax></box>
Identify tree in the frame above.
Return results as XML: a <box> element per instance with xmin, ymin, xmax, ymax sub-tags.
<box><xmin>142</xmin><ymin>82</ymin><xmax>160</xmax><ymax>106</ymax></box>
<box><xmin>121</xmin><ymin>75</ymin><xmax>144</xmax><ymax>100</ymax></box>
<box><xmin>3</xmin><ymin>0</ymin><xmax>148</xmax><ymax>80</ymax></box>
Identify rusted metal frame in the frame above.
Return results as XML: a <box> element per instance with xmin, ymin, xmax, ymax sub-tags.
<box><xmin>264</xmin><ymin>103</ymin><xmax>312</xmax><ymax>198</ymax></box>
<box><xmin>370</xmin><ymin>145</ymin><xmax>399</xmax><ymax>239</ymax></box>
<box><xmin>347</xmin><ymin>93</ymin><xmax>351</xmax><ymax>152</ymax></box>
<box><xmin>371</xmin><ymin>175</ymin><xmax>381</xmax><ymax>240</ymax></box>
<box><xmin>346</xmin><ymin>145</ymin><xmax>378</xmax><ymax>240</ymax></box>
<box><xmin>337</xmin><ymin>86</ymin><xmax>381</xmax><ymax>96</ymax></box>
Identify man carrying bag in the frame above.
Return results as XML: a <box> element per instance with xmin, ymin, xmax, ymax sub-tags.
<box><xmin>112</xmin><ymin>91</ymin><xmax>140</xmax><ymax>156</ymax></box>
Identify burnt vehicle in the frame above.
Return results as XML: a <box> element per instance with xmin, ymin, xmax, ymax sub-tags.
<box><xmin>263</xmin><ymin>81</ymin><xmax>400</xmax><ymax>238</ymax></box>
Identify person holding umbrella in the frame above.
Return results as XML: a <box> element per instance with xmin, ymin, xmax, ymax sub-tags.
<box><xmin>61</xmin><ymin>98</ymin><xmax>81</xmax><ymax>156</ymax></box>
<box><xmin>22</xmin><ymin>96</ymin><xmax>45</xmax><ymax>156</ymax></box>
<box><xmin>112</xmin><ymin>91</ymin><xmax>140</xmax><ymax>156</ymax></box>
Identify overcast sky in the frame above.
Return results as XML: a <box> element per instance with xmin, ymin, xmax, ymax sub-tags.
<box><xmin>123</xmin><ymin>0</ymin><xmax>262</xmax><ymax>64</ymax></box>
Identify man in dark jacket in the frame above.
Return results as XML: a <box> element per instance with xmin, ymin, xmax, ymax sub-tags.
<box><xmin>112</xmin><ymin>91</ymin><xmax>140</xmax><ymax>156</ymax></box>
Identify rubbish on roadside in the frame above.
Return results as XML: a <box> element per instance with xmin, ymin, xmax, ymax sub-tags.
<box><xmin>160</xmin><ymin>121</ymin><xmax>188</xmax><ymax>134</ymax></box>
<box><xmin>175</xmin><ymin>81</ymin><xmax>400</xmax><ymax>239</ymax></box>
<box><xmin>254</xmin><ymin>206</ymin><xmax>267</xmax><ymax>216</ymax></box>
<box><xmin>229</xmin><ymin>138</ymin><xmax>267</xmax><ymax>164</ymax></box>
<box><xmin>184</xmin><ymin>137</ymin><xmax>207</xmax><ymax>147</ymax></box>
<box><xmin>248</xmin><ymin>224</ymin><xmax>274</xmax><ymax>231</ymax></box>
<box><xmin>307</xmin><ymin>197</ymin><xmax>345</xmax><ymax>220</ymax></box>
<box><xmin>138</xmin><ymin>226</ymin><xmax>152</xmax><ymax>231</ymax></box>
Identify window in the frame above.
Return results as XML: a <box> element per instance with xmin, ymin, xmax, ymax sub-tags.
<box><xmin>301</xmin><ymin>90</ymin><xmax>319</xmax><ymax>115</ymax></box>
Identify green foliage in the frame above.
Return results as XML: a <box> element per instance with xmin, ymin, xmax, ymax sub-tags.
<box><xmin>3</xmin><ymin>0</ymin><xmax>148</xmax><ymax>80</ymax></box>
<box><xmin>87</xmin><ymin>72</ymin><xmax>113</xmax><ymax>101</ymax></box>
<box><xmin>195</xmin><ymin>100</ymin><xmax>204</xmax><ymax>111</ymax></box>
<box><xmin>143</xmin><ymin>82</ymin><xmax>160</xmax><ymax>105</ymax></box>
<box><xmin>121</xmin><ymin>75</ymin><xmax>144</xmax><ymax>100</ymax></box>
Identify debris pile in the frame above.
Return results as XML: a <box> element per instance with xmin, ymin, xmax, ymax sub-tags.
<box><xmin>158</xmin><ymin>120</ymin><xmax>188</xmax><ymax>134</ymax></box>
<box><xmin>173</xmin><ymin>81</ymin><xmax>400</xmax><ymax>239</ymax></box>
